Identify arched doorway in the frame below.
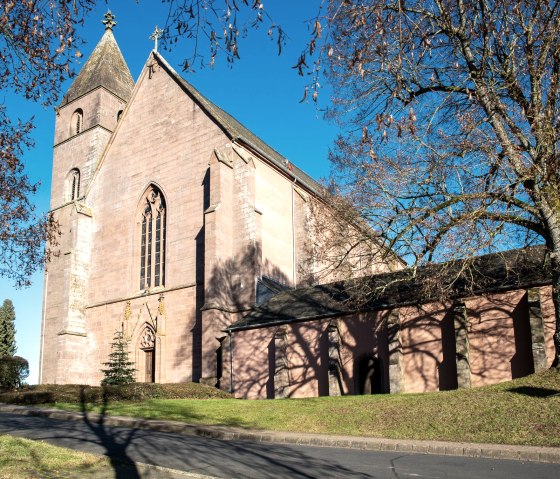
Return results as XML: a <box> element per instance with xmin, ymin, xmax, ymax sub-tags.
<box><xmin>356</xmin><ymin>355</ymin><xmax>385</xmax><ymax>394</ymax></box>
<box><xmin>139</xmin><ymin>326</ymin><xmax>156</xmax><ymax>383</ymax></box>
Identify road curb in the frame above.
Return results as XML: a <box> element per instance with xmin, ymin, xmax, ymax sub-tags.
<box><xmin>2</xmin><ymin>403</ymin><xmax>559</xmax><ymax>464</ymax></box>
<box><xmin>132</xmin><ymin>461</ymin><xmax>219</xmax><ymax>479</ymax></box>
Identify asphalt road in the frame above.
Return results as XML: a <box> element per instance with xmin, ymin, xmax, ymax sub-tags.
<box><xmin>1</xmin><ymin>412</ymin><xmax>559</xmax><ymax>479</ymax></box>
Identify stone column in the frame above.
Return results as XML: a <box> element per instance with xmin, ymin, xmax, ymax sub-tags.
<box><xmin>527</xmin><ymin>288</ymin><xmax>548</xmax><ymax>371</ymax></box>
<box><xmin>327</xmin><ymin>320</ymin><xmax>342</xmax><ymax>396</ymax></box>
<box><xmin>453</xmin><ymin>302</ymin><xmax>471</xmax><ymax>389</ymax></box>
<box><xmin>56</xmin><ymin>204</ymin><xmax>92</xmax><ymax>384</ymax></box>
<box><xmin>387</xmin><ymin>310</ymin><xmax>404</xmax><ymax>393</ymax></box>
<box><xmin>274</xmin><ymin>326</ymin><xmax>290</xmax><ymax>398</ymax></box>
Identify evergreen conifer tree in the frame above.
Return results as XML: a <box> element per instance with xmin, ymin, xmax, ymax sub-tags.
<box><xmin>0</xmin><ymin>299</ymin><xmax>16</xmax><ymax>356</ymax></box>
<box><xmin>101</xmin><ymin>330</ymin><xmax>136</xmax><ymax>386</ymax></box>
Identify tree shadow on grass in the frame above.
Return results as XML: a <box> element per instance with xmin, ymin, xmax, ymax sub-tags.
<box><xmin>506</xmin><ymin>386</ymin><xmax>560</xmax><ymax>398</ymax></box>
<box><xmin>79</xmin><ymin>387</ymin><xmax>140</xmax><ymax>479</ymax></box>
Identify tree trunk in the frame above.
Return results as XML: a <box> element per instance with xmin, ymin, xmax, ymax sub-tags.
<box><xmin>549</xmin><ymin>251</ymin><xmax>560</xmax><ymax>367</ymax></box>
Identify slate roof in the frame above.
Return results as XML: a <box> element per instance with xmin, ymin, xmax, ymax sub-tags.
<box><xmin>153</xmin><ymin>52</ymin><xmax>323</xmax><ymax>195</ymax></box>
<box><xmin>60</xmin><ymin>29</ymin><xmax>134</xmax><ymax>106</ymax></box>
<box><xmin>227</xmin><ymin>246</ymin><xmax>551</xmax><ymax>331</ymax></box>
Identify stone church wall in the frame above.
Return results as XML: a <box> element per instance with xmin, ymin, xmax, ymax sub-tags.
<box><xmin>42</xmin><ymin>43</ymin><xmax>329</xmax><ymax>385</ymax></box>
<box><xmin>51</xmin><ymin>89</ymin><xmax>126</xmax><ymax>207</ymax></box>
<box><xmin>81</xmin><ymin>58</ymin><xmax>231</xmax><ymax>385</ymax></box>
<box><xmin>230</xmin><ymin>286</ymin><xmax>555</xmax><ymax>399</ymax></box>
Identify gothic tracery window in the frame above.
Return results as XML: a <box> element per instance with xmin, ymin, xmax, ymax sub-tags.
<box><xmin>139</xmin><ymin>185</ymin><xmax>166</xmax><ymax>290</ymax></box>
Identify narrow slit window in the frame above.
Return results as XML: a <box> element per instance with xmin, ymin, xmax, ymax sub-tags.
<box><xmin>71</xmin><ymin>109</ymin><xmax>83</xmax><ymax>135</ymax></box>
<box><xmin>67</xmin><ymin>169</ymin><xmax>80</xmax><ymax>201</ymax></box>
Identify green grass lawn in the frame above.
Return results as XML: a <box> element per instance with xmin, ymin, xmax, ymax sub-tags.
<box><xmin>35</xmin><ymin>368</ymin><xmax>560</xmax><ymax>448</ymax></box>
<box><xmin>0</xmin><ymin>434</ymin><xmax>112</xmax><ymax>479</ymax></box>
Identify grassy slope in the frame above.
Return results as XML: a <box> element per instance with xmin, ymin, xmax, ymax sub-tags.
<box><xmin>43</xmin><ymin>369</ymin><xmax>560</xmax><ymax>447</ymax></box>
<box><xmin>0</xmin><ymin>435</ymin><xmax>110</xmax><ymax>479</ymax></box>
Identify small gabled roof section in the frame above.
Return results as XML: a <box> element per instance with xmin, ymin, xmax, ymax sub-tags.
<box><xmin>228</xmin><ymin>245</ymin><xmax>551</xmax><ymax>331</ymax></box>
<box><xmin>60</xmin><ymin>28</ymin><xmax>134</xmax><ymax>106</ymax></box>
<box><xmin>152</xmin><ymin>52</ymin><xmax>323</xmax><ymax>195</ymax></box>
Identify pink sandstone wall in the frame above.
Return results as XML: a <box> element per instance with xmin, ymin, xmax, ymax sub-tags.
<box><xmin>81</xmin><ymin>59</ymin><xmax>230</xmax><ymax>385</ymax></box>
<box><xmin>255</xmin><ymin>160</ymin><xmax>300</xmax><ymax>285</ymax></box>
<box><xmin>539</xmin><ymin>286</ymin><xmax>556</xmax><ymax>359</ymax></box>
<box><xmin>400</xmin><ymin>303</ymin><xmax>450</xmax><ymax>393</ymax></box>
<box><xmin>43</xmin><ymin>50</ymin><xmax>334</xmax><ymax>385</ymax></box>
<box><xmin>231</xmin><ymin>286</ymin><xmax>556</xmax><ymax>399</ymax></box>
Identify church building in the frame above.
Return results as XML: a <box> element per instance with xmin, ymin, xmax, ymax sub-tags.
<box><xmin>39</xmin><ymin>14</ymin><xmax>557</xmax><ymax>398</ymax></box>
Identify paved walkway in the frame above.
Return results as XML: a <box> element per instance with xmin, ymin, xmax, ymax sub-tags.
<box><xmin>1</xmin><ymin>402</ymin><xmax>559</xmax><ymax>470</ymax></box>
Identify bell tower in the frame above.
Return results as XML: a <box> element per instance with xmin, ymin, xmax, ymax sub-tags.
<box><xmin>39</xmin><ymin>12</ymin><xmax>135</xmax><ymax>384</ymax></box>
<box><xmin>51</xmin><ymin>11</ymin><xmax>134</xmax><ymax>208</ymax></box>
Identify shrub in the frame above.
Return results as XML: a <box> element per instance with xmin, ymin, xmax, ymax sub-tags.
<box><xmin>0</xmin><ymin>355</ymin><xmax>29</xmax><ymax>390</ymax></box>
<box><xmin>0</xmin><ymin>382</ymin><xmax>232</xmax><ymax>405</ymax></box>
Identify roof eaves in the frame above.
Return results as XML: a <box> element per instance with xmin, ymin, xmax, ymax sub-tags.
<box><xmin>233</xmin><ymin>135</ymin><xmax>323</xmax><ymax>195</ymax></box>
<box><xmin>225</xmin><ymin>310</ymin><xmax>354</xmax><ymax>332</ymax></box>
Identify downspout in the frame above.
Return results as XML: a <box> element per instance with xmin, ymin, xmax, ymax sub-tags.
<box><xmin>229</xmin><ymin>330</ymin><xmax>234</xmax><ymax>394</ymax></box>
<box><xmin>292</xmin><ymin>179</ymin><xmax>297</xmax><ymax>286</ymax></box>
<box><xmin>39</xmin><ymin>272</ymin><xmax>48</xmax><ymax>384</ymax></box>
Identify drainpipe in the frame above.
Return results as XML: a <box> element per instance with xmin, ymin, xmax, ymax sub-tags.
<box><xmin>229</xmin><ymin>330</ymin><xmax>234</xmax><ymax>394</ymax></box>
<box><xmin>292</xmin><ymin>179</ymin><xmax>297</xmax><ymax>286</ymax></box>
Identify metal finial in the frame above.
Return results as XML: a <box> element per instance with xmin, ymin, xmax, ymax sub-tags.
<box><xmin>150</xmin><ymin>26</ymin><xmax>164</xmax><ymax>52</ymax></box>
<box><xmin>102</xmin><ymin>11</ymin><xmax>117</xmax><ymax>30</ymax></box>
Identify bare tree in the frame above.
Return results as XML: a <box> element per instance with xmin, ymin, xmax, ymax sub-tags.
<box><xmin>161</xmin><ymin>0</ymin><xmax>286</xmax><ymax>70</ymax></box>
<box><xmin>307</xmin><ymin>0</ymin><xmax>560</xmax><ymax>366</ymax></box>
<box><xmin>158</xmin><ymin>2</ymin><xmax>560</xmax><ymax>364</ymax></box>
<box><xmin>0</xmin><ymin>0</ymin><xmax>94</xmax><ymax>286</ymax></box>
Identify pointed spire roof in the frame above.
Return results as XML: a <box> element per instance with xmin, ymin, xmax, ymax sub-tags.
<box><xmin>61</xmin><ymin>19</ymin><xmax>134</xmax><ymax>106</ymax></box>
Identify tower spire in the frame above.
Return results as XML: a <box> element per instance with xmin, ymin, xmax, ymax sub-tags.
<box><xmin>60</xmin><ymin>13</ymin><xmax>133</xmax><ymax>106</ymax></box>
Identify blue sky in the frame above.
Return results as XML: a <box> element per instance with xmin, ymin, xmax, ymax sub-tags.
<box><xmin>0</xmin><ymin>0</ymin><xmax>338</xmax><ymax>384</ymax></box>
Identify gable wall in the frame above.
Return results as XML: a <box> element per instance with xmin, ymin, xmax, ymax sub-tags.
<box><xmin>78</xmin><ymin>61</ymin><xmax>232</xmax><ymax>383</ymax></box>
<box><xmin>86</xmin><ymin>64</ymin><xmax>228</xmax><ymax>303</ymax></box>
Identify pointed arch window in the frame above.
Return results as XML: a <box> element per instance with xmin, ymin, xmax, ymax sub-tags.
<box><xmin>71</xmin><ymin>108</ymin><xmax>83</xmax><ymax>135</ymax></box>
<box><xmin>139</xmin><ymin>185</ymin><xmax>166</xmax><ymax>290</ymax></box>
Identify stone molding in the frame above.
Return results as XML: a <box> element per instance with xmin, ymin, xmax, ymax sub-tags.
<box><xmin>527</xmin><ymin>288</ymin><xmax>548</xmax><ymax>371</ymax></box>
<box><xmin>273</xmin><ymin>326</ymin><xmax>290</xmax><ymax>398</ymax></box>
<box><xmin>387</xmin><ymin>310</ymin><xmax>404</xmax><ymax>394</ymax></box>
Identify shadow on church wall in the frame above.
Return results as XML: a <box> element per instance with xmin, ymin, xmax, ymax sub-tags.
<box><xmin>175</xmin><ymin>234</ymin><xmax>293</xmax><ymax>386</ymax></box>
<box><xmin>190</xmin><ymin>168</ymin><xmax>210</xmax><ymax>382</ymax></box>
<box><xmin>230</xmin><ymin>287</ymin><xmax>547</xmax><ymax>398</ymax></box>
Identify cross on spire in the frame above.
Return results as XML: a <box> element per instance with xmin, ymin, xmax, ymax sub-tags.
<box><xmin>102</xmin><ymin>11</ymin><xmax>117</xmax><ymax>30</ymax></box>
<box><xmin>150</xmin><ymin>26</ymin><xmax>164</xmax><ymax>52</ymax></box>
